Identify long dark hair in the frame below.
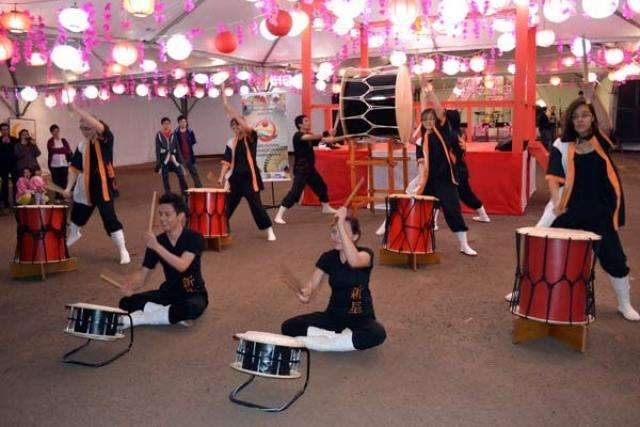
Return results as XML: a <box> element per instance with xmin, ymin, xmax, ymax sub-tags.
<box><xmin>18</xmin><ymin>129</ymin><xmax>33</xmax><ymax>145</ymax></box>
<box><xmin>561</xmin><ymin>98</ymin><xmax>600</xmax><ymax>142</ymax></box>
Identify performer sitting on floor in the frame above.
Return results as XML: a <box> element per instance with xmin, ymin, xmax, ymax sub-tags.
<box><xmin>218</xmin><ymin>86</ymin><xmax>276</xmax><ymax>241</ymax></box>
<box><xmin>545</xmin><ymin>88</ymin><xmax>638</xmax><ymax>321</ymax></box>
<box><xmin>119</xmin><ymin>192</ymin><xmax>208</xmax><ymax>328</ymax></box>
<box><xmin>274</xmin><ymin>114</ymin><xmax>344</xmax><ymax>224</ymax></box>
<box><xmin>416</xmin><ymin>77</ymin><xmax>477</xmax><ymax>256</ymax></box>
<box><xmin>281</xmin><ymin>207</ymin><xmax>386</xmax><ymax>351</ymax></box>
<box><xmin>62</xmin><ymin>101</ymin><xmax>130</xmax><ymax>264</ymax></box>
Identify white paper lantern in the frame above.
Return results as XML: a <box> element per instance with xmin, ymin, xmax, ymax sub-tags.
<box><xmin>332</xmin><ymin>83</ymin><xmax>342</xmax><ymax>94</ymax></box>
<box><xmin>207</xmin><ymin>87</ymin><xmax>220</xmax><ymax>98</ymax></box>
<box><xmin>536</xmin><ymin>99</ymin><xmax>547</xmax><ymax>108</ymax></box>
<box><xmin>492</xmin><ymin>18</ymin><xmax>514</xmax><ymax>33</ymax></box>
<box><xmin>507</xmin><ymin>63</ymin><xmax>516</xmax><ymax>74</ymax></box>
<box><xmin>472</xmin><ymin>0</ymin><xmax>511</xmax><ymax>15</ymax></box>
<box><xmin>224</xmin><ymin>87</ymin><xmax>234</xmax><ymax>97</ymax></box>
<box><xmin>239</xmin><ymin>85</ymin><xmax>250</xmax><ymax>96</ymax></box>
<box><xmin>135</xmin><ymin>83</ymin><xmax>149</xmax><ymax>97</ymax></box>
<box><xmin>459</xmin><ymin>62</ymin><xmax>469</xmax><ymax>73</ymax></box>
<box><xmin>193</xmin><ymin>73</ymin><xmax>208</xmax><ymax>84</ymax></box>
<box><xmin>421</xmin><ymin>58</ymin><xmax>436</xmax><ymax>73</ymax></box>
<box><xmin>109</xmin><ymin>63</ymin><xmax>125</xmax><ymax>75</ymax></box>
<box><xmin>439</xmin><ymin>0</ymin><xmax>469</xmax><ymax>25</ymax></box>
<box><xmin>112</xmin><ymin>82</ymin><xmax>126</xmax><ymax>95</ymax></box>
<box><xmin>621</xmin><ymin>62</ymin><xmax>640</xmax><ymax>76</ymax></box>
<box><xmin>318</xmin><ymin>62</ymin><xmax>334</xmax><ymax>76</ymax></box>
<box><xmin>441</xmin><ymin>58</ymin><xmax>461</xmax><ymax>75</ymax></box>
<box><xmin>173</xmin><ymin>82</ymin><xmax>189</xmax><ymax>98</ymax></box>
<box><xmin>389</xmin><ymin>50</ymin><xmax>407</xmax><ymax>66</ymax></box>
<box><xmin>194</xmin><ymin>87</ymin><xmax>205</xmax><ymax>98</ymax></box>
<box><xmin>59</xmin><ymin>7</ymin><xmax>90</xmax><ymax>33</ymax></box>
<box><xmin>484</xmin><ymin>77</ymin><xmax>495</xmax><ymax>89</ymax></box>
<box><xmin>98</xmin><ymin>88</ymin><xmax>110</xmax><ymax>101</ymax></box>
<box><xmin>210</xmin><ymin>71</ymin><xmax>230</xmax><ymax>85</ymax></box>
<box><xmin>325</xmin><ymin>0</ymin><xmax>366</xmax><ymax>20</ymax></box>
<box><xmin>582</xmin><ymin>0</ymin><xmax>618</xmax><ymax>19</ymax></box>
<box><xmin>629</xmin><ymin>0</ymin><xmax>640</xmax><ymax>13</ymax></box>
<box><xmin>561</xmin><ymin>56</ymin><xmax>576</xmax><ymax>67</ymax></box>
<box><xmin>368</xmin><ymin>34</ymin><xmax>385</xmax><ymax>49</ymax></box>
<box><xmin>72</xmin><ymin>61</ymin><xmax>90</xmax><ymax>75</ymax></box>
<box><xmin>315</xmin><ymin>80</ymin><xmax>327</xmax><ymax>91</ymax></box>
<box><xmin>166</xmin><ymin>34</ymin><xmax>192</xmax><ymax>61</ymax></box>
<box><xmin>333</xmin><ymin>17</ymin><xmax>354</xmax><ymax>35</ymax></box>
<box><xmin>288</xmin><ymin>9</ymin><xmax>309</xmax><ymax>37</ymax></box>
<box><xmin>123</xmin><ymin>0</ymin><xmax>155</xmax><ymax>17</ymax></box>
<box><xmin>20</xmin><ymin>86</ymin><xmax>38</xmax><ymax>102</ymax></box>
<box><xmin>140</xmin><ymin>59</ymin><xmax>157</xmax><ymax>72</ymax></box>
<box><xmin>536</xmin><ymin>29</ymin><xmax>556</xmax><ymax>48</ymax></box>
<box><xmin>112</xmin><ymin>42</ymin><xmax>138</xmax><ymax>67</ymax></box>
<box><xmin>50</xmin><ymin>44</ymin><xmax>83</xmax><ymax>71</ymax></box>
<box><xmin>237</xmin><ymin>70</ymin><xmax>252</xmax><ymax>81</ymax></box>
<box><xmin>452</xmin><ymin>86</ymin><xmax>463</xmax><ymax>97</ymax></box>
<box><xmin>469</xmin><ymin>56</ymin><xmax>486</xmax><ymax>73</ymax></box>
<box><xmin>156</xmin><ymin>86</ymin><xmax>168</xmax><ymax>97</ymax></box>
<box><xmin>571</xmin><ymin>37</ymin><xmax>591</xmax><ymax>57</ymax></box>
<box><xmin>259</xmin><ymin>19</ymin><xmax>278</xmax><ymax>40</ymax></box>
<box><xmin>83</xmin><ymin>85</ymin><xmax>99</xmax><ymax>99</ymax></box>
<box><xmin>549</xmin><ymin>75</ymin><xmax>561</xmax><ymax>86</ymax></box>
<box><xmin>543</xmin><ymin>0</ymin><xmax>574</xmax><ymax>23</ymax></box>
<box><xmin>588</xmin><ymin>72</ymin><xmax>598</xmax><ymax>82</ymax></box>
<box><xmin>61</xmin><ymin>87</ymin><xmax>76</xmax><ymax>104</ymax></box>
<box><xmin>28</xmin><ymin>52</ymin><xmax>46</xmax><ymax>66</ymax></box>
<box><xmin>497</xmin><ymin>32</ymin><xmax>516</xmax><ymax>52</ymax></box>
<box><xmin>172</xmin><ymin>68</ymin><xmax>186</xmax><ymax>79</ymax></box>
<box><xmin>45</xmin><ymin>94</ymin><xmax>57</xmax><ymax>108</ymax></box>
<box><xmin>291</xmin><ymin>73</ymin><xmax>303</xmax><ymax>90</ymax></box>
<box><xmin>605</xmin><ymin>48</ymin><xmax>624</xmax><ymax>66</ymax></box>
<box><xmin>312</xmin><ymin>17</ymin><xmax>325</xmax><ymax>31</ymax></box>
<box><xmin>389</xmin><ymin>0</ymin><xmax>420</xmax><ymax>30</ymax></box>
<box><xmin>411</xmin><ymin>64</ymin><xmax>423</xmax><ymax>74</ymax></box>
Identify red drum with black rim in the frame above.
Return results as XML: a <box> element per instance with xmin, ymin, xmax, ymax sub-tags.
<box><xmin>383</xmin><ymin>194</ymin><xmax>437</xmax><ymax>255</ymax></box>
<box><xmin>15</xmin><ymin>205</ymin><xmax>69</xmax><ymax>263</ymax></box>
<box><xmin>187</xmin><ymin>188</ymin><xmax>229</xmax><ymax>238</ymax></box>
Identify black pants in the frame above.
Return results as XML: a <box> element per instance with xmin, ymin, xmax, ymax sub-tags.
<box><xmin>281</xmin><ymin>311</ymin><xmax>386</xmax><ymax>350</ymax></box>
<box><xmin>552</xmin><ymin>212</ymin><xmax>629</xmax><ymax>278</ymax></box>
<box><xmin>455</xmin><ymin>162</ymin><xmax>483</xmax><ymax>210</ymax></box>
<box><xmin>281</xmin><ymin>170</ymin><xmax>329</xmax><ymax>208</ymax></box>
<box><xmin>161</xmin><ymin>163</ymin><xmax>188</xmax><ymax>194</ymax></box>
<box><xmin>119</xmin><ymin>288</ymin><xmax>208</xmax><ymax>324</ymax></box>
<box><xmin>71</xmin><ymin>199</ymin><xmax>123</xmax><ymax>235</ymax></box>
<box><xmin>184</xmin><ymin>161</ymin><xmax>203</xmax><ymax>188</ymax></box>
<box><xmin>50</xmin><ymin>167</ymin><xmax>68</xmax><ymax>200</ymax></box>
<box><xmin>227</xmin><ymin>175</ymin><xmax>272</xmax><ymax>230</ymax></box>
<box><xmin>424</xmin><ymin>180</ymin><xmax>468</xmax><ymax>232</ymax></box>
<box><xmin>0</xmin><ymin>169</ymin><xmax>13</xmax><ymax>207</ymax></box>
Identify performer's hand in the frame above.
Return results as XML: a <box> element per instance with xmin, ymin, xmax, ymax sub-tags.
<box><xmin>144</xmin><ymin>231</ymin><xmax>160</xmax><ymax>251</ymax></box>
<box><xmin>62</xmin><ymin>189</ymin><xmax>72</xmax><ymax>200</ymax></box>
<box><xmin>217</xmin><ymin>177</ymin><xmax>224</xmax><ymax>187</ymax></box>
<box><xmin>297</xmin><ymin>286</ymin><xmax>312</xmax><ymax>304</ymax></box>
<box><xmin>120</xmin><ymin>278</ymin><xmax>135</xmax><ymax>296</ymax></box>
<box><xmin>334</xmin><ymin>207</ymin><xmax>348</xmax><ymax>223</ymax></box>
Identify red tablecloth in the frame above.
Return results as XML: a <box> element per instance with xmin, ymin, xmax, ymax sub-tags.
<box><xmin>301</xmin><ymin>146</ymin><xmax>368</xmax><ymax>206</ymax></box>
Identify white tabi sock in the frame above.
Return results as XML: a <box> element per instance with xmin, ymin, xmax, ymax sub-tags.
<box><xmin>297</xmin><ymin>328</ymin><xmax>356</xmax><ymax>352</ymax></box>
<box><xmin>274</xmin><ymin>206</ymin><xmax>287</xmax><ymax>224</ymax></box>
<box><xmin>609</xmin><ymin>274</ymin><xmax>640</xmax><ymax>321</ymax></box>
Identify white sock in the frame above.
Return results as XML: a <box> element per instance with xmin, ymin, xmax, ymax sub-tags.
<box><xmin>375</xmin><ymin>220</ymin><xmax>386</xmax><ymax>236</ymax></box>
<box><xmin>433</xmin><ymin>209</ymin><xmax>440</xmax><ymax>231</ymax></box>
<box><xmin>473</xmin><ymin>206</ymin><xmax>491</xmax><ymax>222</ymax></box>
<box><xmin>67</xmin><ymin>223</ymin><xmax>82</xmax><ymax>247</ymax></box>
<box><xmin>110</xmin><ymin>229</ymin><xmax>131</xmax><ymax>264</ymax></box>
<box><xmin>296</xmin><ymin>328</ymin><xmax>356</xmax><ymax>352</ymax></box>
<box><xmin>266</xmin><ymin>227</ymin><xmax>276</xmax><ymax>241</ymax></box>
<box><xmin>456</xmin><ymin>231</ymin><xmax>477</xmax><ymax>256</ymax></box>
<box><xmin>120</xmin><ymin>310</ymin><xmax>144</xmax><ymax>330</ymax></box>
<box><xmin>143</xmin><ymin>302</ymin><xmax>164</xmax><ymax>313</ymax></box>
<box><xmin>274</xmin><ymin>206</ymin><xmax>287</xmax><ymax>224</ymax></box>
<box><xmin>609</xmin><ymin>274</ymin><xmax>640</xmax><ymax>321</ymax></box>
<box><xmin>321</xmin><ymin>203</ymin><xmax>337</xmax><ymax>214</ymax></box>
<box><xmin>307</xmin><ymin>326</ymin><xmax>338</xmax><ymax>338</ymax></box>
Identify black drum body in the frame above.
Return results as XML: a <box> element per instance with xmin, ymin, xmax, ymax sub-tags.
<box><xmin>64</xmin><ymin>303</ymin><xmax>126</xmax><ymax>341</ymax></box>
<box><xmin>234</xmin><ymin>339</ymin><xmax>302</xmax><ymax>378</ymax></box>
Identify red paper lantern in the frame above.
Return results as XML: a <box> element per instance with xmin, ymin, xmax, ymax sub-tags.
<box><xmin>0</xmin><ymin>35</ymin><xmax>14</xmax><ymax>61</ymax></box>
<box><xmin>214</xmin><ymin>31</ymin><xmax>238</xmax><ymax>54</ymax></box>
<box><xmin>266</xmin><ymin>10</ymin><xmax>292</xmax><ymax>37</ymax></box>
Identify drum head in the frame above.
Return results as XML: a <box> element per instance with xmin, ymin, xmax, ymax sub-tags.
<box><xmin>235</xmin><ymin>331</ymin><xmax>303</xmax><ymax>348</ymax></box>
<box><xmin>66</xmin><ymin>302</ymin><xmax>127</xmax><ymax>314</ymax></box>
<box><xmin>517</xmin><ymin>227</ymin><xmax>601</xmax><ymax>241</ymax></box>
<box><xmin>394</xmin><ymin>65</ymin><xmax>414</xmax><ymax>145</ymax></box>
<box><xmin>187</xmin><ymin>188</ymin><xmax>229</xmax><ymax>193</ymax></box>
<box><xmin>229</xmin><ymin>363</ymin><xmax>301</xmax><ymax>379</ymax></box>
<box><xmin>388</xmin><ymin>193</ymin><xmax>438</xmax><ymax>202</ymax></box>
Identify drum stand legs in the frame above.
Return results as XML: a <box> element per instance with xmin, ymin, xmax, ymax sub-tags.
<box><xmin>62</xmin><ymin>318</ymin><xmax>134</xmax><ymax>367</ymax></box>
<box><xmin>205</xmin><ymin>235</ymin><xmax>233</xmax><ymax>252</ymax></box>
<box><xmin>229</xmin><ymin>349</ymin><xmax>311</xmax><ymax>413</ymax></box>
<box><xmin>512</xmin><ymin>317</ymin><xmax>587</xmax><ymax>353</ymax></box>
<box><xmin>378</xmin><ymin>248</ymin><xmax>441</xmax><ymax>271</ymax></box>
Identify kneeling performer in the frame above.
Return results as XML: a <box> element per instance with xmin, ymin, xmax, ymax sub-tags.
<box><xmin>119</xmin><ymin>192</ymin><xmax>208</xmax><ymax>328</ymax></box>
<box><xmin>281</xmin><ymin>207</ymin><xmax>386</xmax><ymax>351</ymax></box>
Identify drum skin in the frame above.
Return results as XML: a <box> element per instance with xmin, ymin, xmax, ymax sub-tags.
<box><xmin>515</xmin><ymin>233</ymin><xmax>596</xmax><ymax>324</ymax></box>
<box><xmin>383</xmin><ymin>196</ymin><xmax>435</xmax><ymax>254</ymax></box>
<box><xmin>187</xmin><ymin>190</ymin><xmax>229</xmax><ymax>238</ymax></box>
<box><xmin>15</xmin><ymin>205</ymin><xmax>69</xmax><ymax>263</ymax></box>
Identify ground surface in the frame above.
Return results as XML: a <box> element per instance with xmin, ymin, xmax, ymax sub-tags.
<box><xmin>1</xmin><ymin>155</ymin><xmax>639</xmax><ymax>427</ymax></box>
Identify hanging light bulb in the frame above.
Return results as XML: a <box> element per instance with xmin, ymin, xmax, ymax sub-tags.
<box><xmin>582</xmin><ymin>0</ymin><xmax>619</xmax><ymax>19</ymax></box>
<box><xmin>588</xmin><ymin>71</ymin><xmax>598</xmax><ymax>82</ymax></box>
<box><xmin>112</xmin><ymin>82</ymin><xmax>126</xmax><ymax>95</ymax></box>
<box><xmin>237</xmin><ymin>70</ymin><xmax>252</xmax><ymax>81</ymax></box>
<box><xmin>123</xmin><ymin>0</ymin><xmax>155</xmax><ymax>18</ymax></box>
<box><xmin>28</xmin><ymin>52</ymin><xmax>47</xmax><ymax>66</ymax></box>
<box><xmin>571</xmin><ymin>37</ymin><xmax>591</xmax><ymax>57</ymax></box>
<box><xmin>439</xmin><ymin>0</ymin><xmax>469</xmax><ymax>25</ymax></box>
<box><xmin>173</xmin><ymin>82</ymin><xmax>189</xmax><ymax>98</ymax></box>
<box><xmin>61</xmin><ymin>87</ymin><xmax>77</xmax><ymax>104</ymax></box>
<box><xmin>224</xmin><ymin>87</ymin><xmax>234</xmax><ymax>97</ymax></box>
<box><xmin>497</xmin><ymin>32</ymin><xmax>516</xmax><ymax>52</ymax></box>
<box><xmin>166</xmin><ymin>34</ymin><xmax>192</xmax><ymax>61</ymax></box>
<box><xmin>50</xmin><ymin>44</ymin><xmax>83</xmax><ymax>71</ymax></box>
<box><xmin>20</xmin><ymin>86</ymin><xmax>38</xmax><ymax>102</ymax></box>
<box><xmin>441</xmin><ymin>58</ymin><xmax>461</xmax><ymax>76</ymax></box>
<box><xmin>59</xmin><ymin>6</ymin><xmax>90</xmax><ymax>33</ymax></box>
<box><xmin>605</xmin><ymin>48</ymin><xmax>624</xmax><ymax>66</ymax></box>
<box><xmin>421</xmin><ymin>58</ymin><xmax>436</xmax><ymax>73</ymax></box>
<box><xmin>543</xmin><ymin>0</ymin><xmax>574</xmax><ymax>23</ymax></box>
<box><xmin>208</xmin><ymin>87</ymin><xmax>221</xmax><ymax>98</ymax></box>
<box><xmin>141</xmin><ymin>59</ymin><xmax>157</xmax><ymax>72</ymax></box>
<box><xmin>99</xmin><ymin>88</ymin><xmax>111</xmax><ymax>101</ymax></box>
<box><xmin>193</xmin><ymin>73</ymin><xmax>209</xmax><ymax>84</ymax></box>
<box><xmin>315</xmin><ymin>80</ymin><xmax>327</xmax><ymax>91</ymax></box>
<box><xmin>109</xmin><ymin>63</ymin><xmax>125</xmax><ymax>75</ymax></box>
<box><xmin>0</xmin><ymin>9</ymin><xmax>31</xmax><ymax>34</ymax></box>
<box><xmin>288</xmin><ymin>9</ymin><xmax>310</xmax><ymax>37</ymax></box>
<box><xmin>561</xmin><ymin>56</ymin><xmax>576</xmax><ymax>67</ymax></box>
<box><xmin>549</xmin><ymin>75</ymin><xmax>561</xmax><ymax>86</ymax></box>
<box><xmin>45</xmin><ymin>94</ymin><xmax>58</xmax><ymax>108</ymax></box>
<box><xmin>259</xmin><ymin>19</ymin><xmax>278</xmax><ymax>41</ymax></box>
<box><xmin>389</xmin><ymin>50</ymin><xmax>407</xmax><ymax>66</ymax></box>
<box><xmin>135</xmin><ymin>83</ymin><xmax>149</xmax><ymax>97</ymax></box>
<box><xmin>536</xmin><ymin>29</ymin><xmax>556</xmax><ymax>48</ymax></box>
<box><xmin>112</xmin><ymin>41</ymin><xmax>138</xmax><ymax>67</ymax></box>
<box><xmin>156</xmin><ymin>85</ymin><xmax>168</xmax><ymax>97</ymax></box>
<box><xmin>469</xmin><ymin>56</ymin><xmax>486</xmax><ymax>73</ymax></box>
<box><xmin>83</xmin><ymin>85</ymin><xmax>99</xmax><ymax>99</ymax></box>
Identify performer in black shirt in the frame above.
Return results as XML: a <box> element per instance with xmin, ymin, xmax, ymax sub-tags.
<box><xmin>119</xmin><ymin>192</ymin><xmax>208</xmax><ymax>327</ymax></box>
<box><xmin>281</xmin><ymin>207</ymin><xmax>386</xmax><ymax>351</ymax></box>
<box><xmin>218</xmin><ymin>88</ymin><xmax>276</xmax><ymax>241</ymax></box>
<box><xmin>274</xmin><ymin>115</ymin><xmax>344</xmax><ymax>224</ymax></box>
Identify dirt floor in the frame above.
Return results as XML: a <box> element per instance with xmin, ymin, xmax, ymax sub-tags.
<box><xmin>1</xmin><ymin>154</ymin><xmax>639</xmax><ymax>427</ymax></box>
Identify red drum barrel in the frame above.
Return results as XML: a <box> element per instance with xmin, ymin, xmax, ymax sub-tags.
<box><xmin>15</xmin><ymin>205</ymin><xmax>70</xmax><ymax>263</ymax></box>
<box><xmin>511</xmin><ymin>227</ymin><xmax>601</xmax><ymax>325</ymax></box>
<box><xmin>383</xmin><ymin>194</ymin><xmax>437</xmax><ymax>254</ymax></box>
<box><xmin>187</xmin><ymin>188</ymin><xmax>229</xmax><ymax>238</ymax></box>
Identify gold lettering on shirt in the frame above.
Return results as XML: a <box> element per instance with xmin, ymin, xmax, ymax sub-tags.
<box><xmin>182</xmin><ymin>276</ymin><xmax>196</xmax><ymax>293</ymax></box>
<box><xmin>348</xmin><ymin>286</ymin><xmax>363</xmax><ymax>315</ymax></box>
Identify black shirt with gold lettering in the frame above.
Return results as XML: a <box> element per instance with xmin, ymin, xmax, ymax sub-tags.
<box><xmin>316</xmin><ymin>247</ymin><xmax>375</xmax><ymax>318</ymax></box>
<box><xmin>143</xmin><ymin>228</ymin><xmax>206</xmax><ymax>296</ymax></box>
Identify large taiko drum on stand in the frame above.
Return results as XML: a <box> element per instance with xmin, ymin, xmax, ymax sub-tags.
<box><xmin>383</xmin><ymin>194</ymin><xmax>438</xmax><ymax>254</ymax></box>
<box><xmin>339</xmin><ymin>65</ymin><xmax>414</xmax><ymax>144</ymax></box>
<box><xmin>510</xmin><ymin>227</ymin><xmax>601</xmax><ymax>325</ymax></box>
<box><xmin>187</xmin><ymin>188</ymin><xmax>229</xmax><ymax>238</ymax></box>
<box><xmin>14</xmin><ymin>205</ymin><xmax>70</xmax><ymax>264</ymax></box>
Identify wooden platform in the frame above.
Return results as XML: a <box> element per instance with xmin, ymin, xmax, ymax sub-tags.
<box><xmin>378</xmin><ymin>247</ymin><xmax>441</xmax><ymax>271</ymax></box>
<box><xmin>204</xmin><ymin>235</ymin><xmax>233</xmax><ymax>252</ymax></box>
<box><xmin>10</xmin><ymin>258</ymin><xmax>78</xmax><ymax>280</ymax></box>
<box><xmin>512</xmin><ymin>317</ymin><xmax>588</xmax><ymax>353</ymax></box>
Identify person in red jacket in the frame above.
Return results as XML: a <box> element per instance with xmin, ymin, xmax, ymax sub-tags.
<box><xmin>46</xmin><ymin>124</ymin><xmax>72</xmax><ymax>202</ymax></box>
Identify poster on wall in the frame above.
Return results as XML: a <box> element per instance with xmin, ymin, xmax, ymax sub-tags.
<box><xmin>241</xmin><ymin>91</ymin><xmax>290</xmax><ymax>182</ymax></box>
<box><xmin>9</xmin><ymin>118</ymin><xmax>36</xmax><ymax>140</ymax></box>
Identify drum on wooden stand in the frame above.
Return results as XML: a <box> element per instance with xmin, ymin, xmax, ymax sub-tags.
<box><xmin>510</xmin><ymin>227</ymin><xmax>601</xmax><ymax>325</ymax></box>
<box><xmin>187</xmin><ymin>188</ymin><xmax>229</xmax><ymax>238</ymax></box>
<box><xmin>229</xmin><ymin>331</ymin><xmax>310</xmax><ymax>412</ymax></box>
<box><xmin>383</xmin><ymin>194</ymin><xmax>438</xmax><ymax>254</ymax></box>
<box><xmin>14</xmin><ymin>205</ymin><xmax>69</xmax><ymax>263</ymax></box>
<box><xmin>63</xmin><ymin>303</ymin><xmax>134</xmax><ymax>367</ymax></box>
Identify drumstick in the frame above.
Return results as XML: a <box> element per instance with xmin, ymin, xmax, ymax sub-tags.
<box><xmin>100</xmin><ymin>273</ymin><xmax>123</xmax><ymax>289</ymax></box>
<box><xmin>343</xmin><ymin>177</ymin><xmax>365</xmax><ymax>208</ymax></box>
<box><xmin>279</xmin><ymin>263</ymin><xmax>302</xmax><ymax>295</ymax></box>
<box><xmin>148</xmin><ymin>191</ymin><xmax>157</xmax><ymax>233</ymax></box>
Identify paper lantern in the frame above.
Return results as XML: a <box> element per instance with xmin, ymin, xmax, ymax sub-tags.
<box><xmin>312</xmin><ymin>17</ymin><xmax>325</xmax><ymax>31</ymax></box>
<box><xmin>0</xmin><ymin>10</ymin><xmax>31</xmax><ymax>34</ymax></box>
<box><xmin>72</xmin><ymin>61</ymin><xmax>90</xmax><ymax>75</ymax></box>
<box><xmin>59</xmin><ymin>7</ymin><xmax>90</xmax><ymax>33</ymax></box>
<box><xmin>172</xmin><ymin>67</ymin><xmax>186</xmax><ymax>79</ymax></box>
<box><xmin>389</xmin><ymin>50</ymin><xmax>407</xmax><ymax>66</ymax></box>
<box><xmin>536</xmin><ymin>99</ymin><xmax>547</xmax><ymax>108</ymax></box>
<box><xmin>61</xmin><ymin>87</ymin><xmax>76</xmax><ymax>104</ymax></box>
<box><xmin>166</xmin><ymin>34</ymin><xmax>192</xmax><ymax>61</ymax></box>
<box><xmin>112</xmin><ymin>82</ymin><xmax>126</xmax><ymax>95</ymax></box>
<box><xmin>469</xmin><ymin>56</ymin><xmax>486</xmax><ymax>73</ymax></box>
<box><xmin>112</xmin><ymin>41</ymin><xmax>138</xmax><ymax>67</ymax></box>
<box><xmin>507</xmin><ymin>63</ymin><xmax>516</xmax><ymax>74</ymax></box>
<box><xmin>291</xmin><ymin>73</ymin><xmax>303</xmax><ymax>90</ymax></box>
<box><xmin>83</xmin><ymin>85</ymin><xmax>99</xmax><ymax>99</ymax></box>
<box><xmin>193</xmin><ymin>73</ymin><xmax>208</xmax><ymax>85</ymax></box>
<box><xmin>421</xmin><ymin>58</ymin><xmax>436</xmax><ymax>73</ymax></box>
<box><xmin>20</xmin><ymin>86</ymin><xmax>38</xmax><ymax>102</ymax></box>
<box><xmin>492</xmin><ymin>18</ymin><xmax>514</xmax><ymax>33</ymax></box>
<box><xmin>605</xmin><ymin>48</ymin><xmax>624</xmax><ymax>66</ymax></box>
<box><xmin>497</xmin><ymin>32</ymin><xmax>516</xmax><ymax>52</ymax></box>
<box><xmin>124</xmin><ymin>0</ymin><xmax>155</xmax><ymax>17</ymax></box>
<box><xmin>214</xmin><ymin>31</ymin><xmax>238</xmax><ymax>54</ymax></box>
<box><xmin>173</xmin><ymin>82</ymin><xmax>189</xmax><ymax>98</ymax></box>
<box><xmin>441</xmin><ymin>58</ymin><xmax>461</xmax><ymax>76</ymax></box>
<box><xmin>259</xmin><ymin>19</ymin><xmax>278</xmax><ymax>41</ymax></box>
<box><xmin>239</xmin><ymin>85</ymin><xmax>250</xmax><ymax>96</ymax></box>
<box><xmin>211</xmin><ymin>71</ymin><xmax>230</xmax><ymax>85</ymax></box>
<box><xmin>318</xmin><ymin>62</ymin><xmax>334</xmax><ymax>76</ymax></box>
<box><xmin>266</xmin><ymin>10</ymin><xmax>292</xmax><ymax>37</ymax></box>
<box><xmin>452</xmin><ymin>86</ymin><xmax>463</xmax><ymax>97</ymax></box>
<box><xmin>571</xmin><ymin>37</ymin><xmax>591</xmax><ymax>57</ymax></box>
<box><xmin>484</xmin><ymin>77</ymin><xmax>495</xmax><ymax>89</ymax></box>
<box><xmin>194</xmin><ymin>87</ymin><xmax>205</xmax><ymax>98</ymax></box>
<box><xmin>45</xmin><ymin>94</ymin><xmax>57</xmax><ymax>108</ymax></box>
<box><xmin>543</xmin><ymin>0</ymin><xmax>573</xmax><ymax>23</ymax></box>
<box><xmin>237</xmin><ymin>70</ymin><xmax>251</xmax><ymax>81</ymax></box>
<box><xmin>28</xmin><ymin>52</ymin><xmax>47</xmax><ymax>66</ymax></box>
<box><xmin>368</xmin><ymin>34</ymin><xmax>385</xmax><ymax>48</ymax></box>
<box><xmin>439</xmin><ymin>0</ymin><xmax>469</xmax><ymax>25</ymax></box>
<box><xmin>0</xmin><ymin>36</ymin><xmax>14</xmax><ymax>61</ymax></box>
<box><xmin>99</xmin><ymin>88</ymin><xmax>111</xmax><ymax>101</ymax></box>
<box><xmin>208</xmin><ymin>87</ymin><xmax>220</xmax><ymax>98</ymax></box>
<box><xmin>536</xmin><ymin>29</ymin><xmax>555</xmax><ymax>47</ymax></box>
<box><xmin>588</xmin><ymin>72</ymin><xmax>598</xmax><ymax>82</ymax></box>
<box><xmin>582</xmin><ymin>0</ymin><xmax>618</xmax><ymax>19</ymax></box>
<box><xmin>629</xmin><ymin>0</ymin><xmax>640</xmax><ymax>13</ymax></box>
<box><xmin>50</xmin><ymin>44</ymin><xmax>83</xmax><ymax>71</ymax></box>
<box><xmin>561</xmin><ymin>56</ymin><xmax>576</xmax><ymax>67</ymax></box>
<box><xmin>141</xmin><ymin>59</ymin><xmax>157</xmax><ymax>72</ymax></box>
<box><xmin>315</xmin><ymin>80</ymin><xmax>327</xmax><ymax>91</ymax></box>
<box><xmin>549</xmin><ymin>75</ymin><xmax>561</xmax><ymax>86</ymax></box>
<box><xmin>109</xmin><ymin>63</ymin><xmax>125</xmax><ymax>75</ymax></box>
<box><xmin>156</xmin><ymin>86</ymin><xmax>168</xmax><ymax>97</ymax></box>
<box><xmin>224</xmin><ymin>87</ymin><xmax>234</xmax><ymax>97</ymax></box>
<box><xmin>325</xmin><ymin>0</ymin><xmax>366</xmax><ymax>20</ymax></box>
<box><xmin>136</xmin><ymin>83</ymin><xmax>149</xmax><ymax>97</ymax></box>
<box><xmin>389</xmin><ymin>0</ymin><xmax>420</xmax><ymax>30</ymax></box>
<box><xmin>332</xmin><ymin>83</ymin><xmax>341</xmax><ymax>94</ymax></box>
<box><xmin>411</xmin><ymin>64</ymin><xmax>423</xmax><ymax>74</ymax></box>
<box><xmin>288</xmin><ymin>9</ymin><xmax>309</xmax><ymax>37</ymax></box>
<box><xmin>333</xmin><ymin>18</ymin><xmax>354</xmax><ymax>35</ymax></box>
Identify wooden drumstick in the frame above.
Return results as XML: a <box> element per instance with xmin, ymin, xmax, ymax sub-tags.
<box><xmin>100</xmin><ymin>273</ymin><xmax>123</xmax><ymax>290</ymax></box>
<box><xmin>343</xmin><ymin>177</ymin><xmax>365</xmax><ymax>208</ymax></box>
<box><xmin>148</xmin><ymin>191</ymin><xmax>157</xmax><ymax>233</ymax></box>
<box><xmin>279</xmin><ymin>263</ymin><xmax>302</xmax><ymax>295</ymax></box>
